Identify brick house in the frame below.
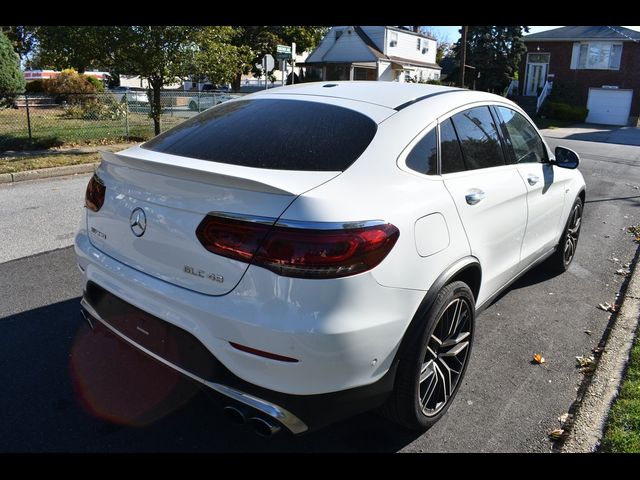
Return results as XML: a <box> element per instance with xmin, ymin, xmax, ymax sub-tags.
<box><xmin>518</xmin><ymin>26</ymin><xmax>640</xmax><ymax>125</ymax></box>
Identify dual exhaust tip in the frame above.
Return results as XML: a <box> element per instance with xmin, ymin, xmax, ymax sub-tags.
<box><xmin>223</xmin><ymin>405</ymin><xmax>282</xmax><ymax>437</ymax></box>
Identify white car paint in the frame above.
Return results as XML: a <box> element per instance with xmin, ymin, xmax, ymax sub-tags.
<box><xmin>75</xmin><ymin>81</ymin><xmax>586</xmax><ymax>429</ymax></box>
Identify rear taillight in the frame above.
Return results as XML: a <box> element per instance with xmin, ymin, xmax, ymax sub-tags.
<box><xmin>85</xmin><ymin>174</ymin><xmax>105</xmax><ymax>212</ymax></box>
<box><xmin>196</xmin><ymin>215</ymin><xmax>399</xmax><ymax>279</ymax></box>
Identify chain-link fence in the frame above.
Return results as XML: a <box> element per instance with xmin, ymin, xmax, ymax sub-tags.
<box><xmin>0</xmin><ymin>90</ymin><xmax>245</xmax><ymax>152</ymax></box>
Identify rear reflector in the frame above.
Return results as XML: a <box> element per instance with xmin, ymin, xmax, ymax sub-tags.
<box><xmin>85</xmin><ymin>174</ymin><xmax>106</xmax><ymax>212</ymax></box>
<box><xmin>196</xmin><ymin>215</ymin><xmax>399</xmax><ymax>279</ymax></box>
<box><xmin>229</xmin><ymin>342</ymin><xmax>299</xmax><ymax>363</ymax></box>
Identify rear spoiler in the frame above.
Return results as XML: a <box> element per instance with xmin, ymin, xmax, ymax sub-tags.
<box><xmin>99</xmin><ymin>147</ymin><xmax>341</xmax><ymax>197</ymax></box>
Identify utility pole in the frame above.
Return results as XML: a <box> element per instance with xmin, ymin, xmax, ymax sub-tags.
<box><xmin>459</xmin><ymin>26</ymin><xmax>468</xmax><ymax>88</ymax></box>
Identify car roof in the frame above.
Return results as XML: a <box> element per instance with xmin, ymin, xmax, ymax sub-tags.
<box><xmin>249</xmin><ymin>81</ymin><xmax>473</xmax><ymax>111</ymax></box>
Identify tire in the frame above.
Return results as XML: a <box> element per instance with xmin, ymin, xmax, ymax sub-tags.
<box><xmin>380</xmin><ymin>281</ymin><xmax>475</xmax><ymax>430</ymax></box>
<box><xmin>189</xmin><ymin>100</ymin><xmax>198</xmax><ymax>111</ymax></box>
<box><xmin>548</xmin><ymin>197</ymin><xmax>583</xmax><ymax>273</ymax></box>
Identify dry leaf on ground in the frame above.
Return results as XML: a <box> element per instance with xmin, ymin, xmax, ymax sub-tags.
<box><xmin>548</xmin><ymin>428</ymin><xmax>564</xmax><ymax>440</ymax></box>
<box><xmin>533</xmin><ymin>353</ymin><xmax>545</xmax><ymax>364</ymax></box>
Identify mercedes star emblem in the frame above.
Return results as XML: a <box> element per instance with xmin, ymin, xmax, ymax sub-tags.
<box><xmin>130</xmin><ymin>208</ymin><xmax>147</xmax><ymax>237</ymax></box>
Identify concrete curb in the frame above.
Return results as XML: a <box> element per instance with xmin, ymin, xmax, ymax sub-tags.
<box><xmin>562</xmin><ymin>247</ymin><xmax>640</xmax><ymax>452</ymax></box>
<box><xmin>0</xmin><ymin>163</ymin><xmax>98</xmax><ymax>185</ymax></box>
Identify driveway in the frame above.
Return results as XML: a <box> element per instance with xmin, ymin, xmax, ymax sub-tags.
<box><xmin>541</xmin><ymin>124</ymin><xmax>640</xmax><ymax>147</ymax></box>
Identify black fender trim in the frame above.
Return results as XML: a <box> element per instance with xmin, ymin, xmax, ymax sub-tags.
<box><xmin>392</xmin><ymin>256</ymin><xmax>481</xmax><ymax>365</ymax></box>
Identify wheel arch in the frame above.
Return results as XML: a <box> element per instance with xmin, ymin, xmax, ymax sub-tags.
<box><xmin>392</xmin><ymin>256</ymin><xmax>481</xmax><ymax>365</ymax></box>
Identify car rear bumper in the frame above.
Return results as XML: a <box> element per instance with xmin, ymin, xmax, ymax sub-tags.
<box><xmin>80</xmin><ymin>281</ymin><xmax>399</xmax><ymax>434</ymax></box>
<box><xmin>74</xmin><ymin>227</ymin><xmax>423</xmax><ymax>396</ymax></box>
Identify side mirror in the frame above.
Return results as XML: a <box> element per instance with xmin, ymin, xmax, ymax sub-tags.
<box><xmin>553</xmin><ymin>146</ymin><xmax>580</xmax><ymax>169</ymax></box>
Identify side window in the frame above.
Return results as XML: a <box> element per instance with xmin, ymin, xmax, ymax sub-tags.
<box><xmin>496</xmin><ymin>106</ymin><xmax>547</xmax><ymax>163</ymax></box>
<box><xmin>450</xmin><ymin>106</ymin><xmax>506</xmax><ymax>170</ymax></box>
<box><xmin>406</xmin><ymin>128</ymin><xmax>438</xmax><ymax>175</ymax></box>
<box><xmin>440</xmin><ymin>118</ymin><xmax>466</xmax><ymax>174</ymax></box>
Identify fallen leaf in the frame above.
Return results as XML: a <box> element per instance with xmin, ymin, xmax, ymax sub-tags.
<box><xmin>597</xmin><ymin>302</ymin><xmax>611</xmax><ymax>311</ymax></box>
<box><xmin>548</xmin><ymin>428</ymin><xmax>564</xmax><ymax>440</ymax></box>
<box><xmin>615</xmin><ymin>268</ymin><xmax>630</xmax><ymax>277</ymax></box>
<box><xmin>576</xmin><ymin>355</ymin><xmax>595</xmax><ymax>367</ymax></box>
<box><xmin>584</xmin><ymin>330</ymin><xmax>592</xmax><ymax>335</ymax></box>
<box><xmin>533</xmin><ymin>353</ymin><xmax>545</xmax><ymax>364</ymax></box>
<box><xmin>558</xmin><ymin>413</ymin><xmax>570</xmax><ymax>424</ymax></box>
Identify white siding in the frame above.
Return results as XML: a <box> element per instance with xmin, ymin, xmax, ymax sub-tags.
<box><xmin>385</xmin><ymin>29</ymin><xmax>437</xmax><ymax>65</ymax></box>
<box><xmin>361</xmin><ymin>26</ymin><xmax>386</xmax><ymax>52</ymax></box>
<box><xmin>323</xmin><ymin>27</ymin><xmax>379</xmax><ymax>62</ymax></box>
<box><xmin>306</xmin><ymin>26</ymin><xmax>348</xmax><ymax>63</ymax></box>
<box><xmin>378</xmin><ymin>61</ymin><xmax>396</xmax><ymax>81</ymax></box>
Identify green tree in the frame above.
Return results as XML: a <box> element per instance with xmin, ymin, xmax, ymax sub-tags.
<box><xmin>228</xmin><ymin>26</ymin><xmax>327</xmax><ymax>91</ymax></box>
<box><xmin>108</xmin><ymin>26</ymin><xmax>204</xmax><ymax>135</ymax></box>
<box><xmin>194</xmin><ymin>26</ymin><xmax>253</xmax><ymax>88</ymax></box>
<box><xmin>0</xmin><ymin>31</ymin><xmax>25</xmax><ymax>107</ymax></box>
<box><xmin>453</xmin><ymin>26</ymin><xmax>529</xmax><ymax>93</ymax></box>
<box><xmin>1</xmin><ymin>26</ymin><xmax>39</xmax><ymax>61</ymax></box>
<box><xmin>36</xmin><ymin>26</ymin><xmax>113</xmax><ymax>73</ymax></box>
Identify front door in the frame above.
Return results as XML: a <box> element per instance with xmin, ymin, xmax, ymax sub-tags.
<box><xmin>525</xmin><ymin>62</ymin><xmax>548</xmax><ymax>96</ymax></box>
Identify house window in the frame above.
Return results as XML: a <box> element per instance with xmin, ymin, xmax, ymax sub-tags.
<box><xmin>576</xmin><ymin>42</ymin><xmax>622</xmax><ymax>70</ymax></box>
<box><xmin>404</xmin><ymin>71</ymin><xmax>412</xmax><ymax>82</ymax></box>
<box><xmin>389</xmin><ymin>32</ymin><xmax>398</xmax><ymax>47</ymax></box>
<box><xmin>416</xmin><ymin>38</ymin><xmax>421</xmax><ymax>50</ymax></box>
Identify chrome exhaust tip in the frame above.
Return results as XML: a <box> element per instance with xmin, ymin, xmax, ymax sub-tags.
<box><xmin>248</xmin><ymin>416</ymin><xmax>282</xmax><ymax>437</ymax></box>
<box><xmin>222</xmin><ymin>405</ymin><xmax>246</xmax><ymax>425</ymax></box>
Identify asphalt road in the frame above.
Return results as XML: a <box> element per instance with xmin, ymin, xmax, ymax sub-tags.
<box><xmin>1</xmin><ymin>136</ymin><xmax>639</xmax><ymax>452</ymax></box>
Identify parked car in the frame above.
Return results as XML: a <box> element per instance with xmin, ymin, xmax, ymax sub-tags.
<box><xmin>76</xmin><ymin>82</ymin><xmax>585</xmax><ymax>437</ymax></box>
<box><xmin>188</xmin><ymin>92</ymin><xmax>237</xmax><ymax>111</ymax></box>
<box><xmin>109</xmin><ymin>86</ymin><xmax>149</xmax><ymax>105</ymax></box>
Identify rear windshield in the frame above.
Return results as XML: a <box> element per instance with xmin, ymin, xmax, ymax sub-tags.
<box><xmin>141</xmin><ymin>98</ymin><xmax>378</xmax><ymax>171</ymax></box>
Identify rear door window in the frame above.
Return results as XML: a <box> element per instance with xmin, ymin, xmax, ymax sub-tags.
<box><xmin>142</xmin><ymin>99</ymin><xmax>378</xmax><ymax>171</ymax></box>
<box><xmin>450</xmin><ymin>106</ymin><xmax>506</xmax><ymax>170</ymax></box>
<box><xmin>405</xmin><ymin>128</ymin><xmax>438</xmax><ymax>175</ymax></box>
<box><xmin>440</xmin><ymin>118</ymin><xmax>466</xmax><ymax>174</ymax></box>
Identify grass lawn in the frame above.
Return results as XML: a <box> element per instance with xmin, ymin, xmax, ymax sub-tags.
<box><xmin>0</xmin><ymin>108</ymin><xmax>183</xmax><ymax>151</ymax></box>
<box><xmin>601</xmin><ymin>337</ymin><xmax>640</xmax><ymax>452</ymax></box>
<box><xmin>0</xmin><ymin>152</ymin><xmax>101</xmax><ymax>174</ymax></box>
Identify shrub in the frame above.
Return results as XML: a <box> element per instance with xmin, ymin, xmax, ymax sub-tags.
<box><xmin>65</xmin><ymin>96</ymin><xmax>125</xmax><ymax>120</ymax></box>
<box><xmin>541</xmin><ymin>101</ymin><xmax>588</xmax><ymax>122</ymax></box>
<box><xmin>548</xmin><ymin>80</ymin><xmax>582</xmax><ymax>105</ymax></box>
<box><xmin>0</xmin><ymin>31</ymin><xmax>26</xmax><ymax>107</ymax></box>
<box><xmin>25</xmin><ymin>80</ymin><xmax>45</xmax><ymax>93</ymax></box>
<box><xmin>43</xmin><ymin>68</ymin><xmax>96</xmax><ymax>104</ymax></box>
<box><xmin>85</xmin><ymin>76</ymin><xmax>105</xmax><ymax>93</ymax></box>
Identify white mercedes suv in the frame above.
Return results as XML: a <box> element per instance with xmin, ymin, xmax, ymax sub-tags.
<box><xmin>75</xmin><ymin>82</ymin><xmax>585</xmax><ymax>437</ymax></box>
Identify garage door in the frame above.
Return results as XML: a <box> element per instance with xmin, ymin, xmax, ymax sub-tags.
<box><xmin>586</xmin><ymin>88</ymin><xmax>633</xmax><ymax>126</ymax></box>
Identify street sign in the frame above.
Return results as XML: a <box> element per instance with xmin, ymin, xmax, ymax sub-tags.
<box><xmin>262</xmin><ymin>54</ymin><xmax>275</xmax><ymax>72</ymax></box>
<box><xmin>276</xmin><ymin>44</ymin><xmax>292</xmax><ymax>60</ymax></box>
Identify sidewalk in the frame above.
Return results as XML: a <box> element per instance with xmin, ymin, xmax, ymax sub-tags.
<box><xmin>541</xmin><ymin>124</ymin><xmax>640</xmax><ymax>147</ymax></box>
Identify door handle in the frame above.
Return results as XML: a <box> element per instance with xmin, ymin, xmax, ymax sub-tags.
<box><xmin>465</xmin><ymin>189</ymin><xmax>486</xmax><ymax>205</ymax></box>
<box><xmin>527</xmin><ymin>174</ymin><xmax>540</xmax><ymax>186</ymax></box>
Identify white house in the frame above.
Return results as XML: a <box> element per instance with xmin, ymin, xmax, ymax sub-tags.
<box><xmin>300</xmin><ymin>26</ymin><xmax>441</xmax><ymax>83</ymax></box>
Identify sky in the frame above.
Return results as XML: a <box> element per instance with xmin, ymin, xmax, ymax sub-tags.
<box><xmin>428</xmin><ymin>26</ymin><xmax>640</xmax><ymax>43</ymax></box>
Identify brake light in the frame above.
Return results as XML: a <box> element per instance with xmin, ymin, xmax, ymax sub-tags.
<box><xmin>85</xmin><ymin>174</ymin><xmax>105</xmax><ymax>212</ymax></box>
<box><xmin>196</xmin><ymin>215</ymin><xmax>399</xmax><ymax>279</ymax></box>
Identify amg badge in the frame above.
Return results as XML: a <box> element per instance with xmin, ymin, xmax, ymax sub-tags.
<box><xmin>184</xmin><ymin>265</ymin><xmax>224</xmax><ymax>283</ymax></box>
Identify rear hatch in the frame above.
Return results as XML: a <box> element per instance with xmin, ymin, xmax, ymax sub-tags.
<box><xmin>86</xmin><ymin>96</ymin><xmax>387</xmax><ymax>295</ymax></box>
<box><xmin>87</xmin><ymin>147</ymin><xmax>340</xmax><ymax>295</ymax></box>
